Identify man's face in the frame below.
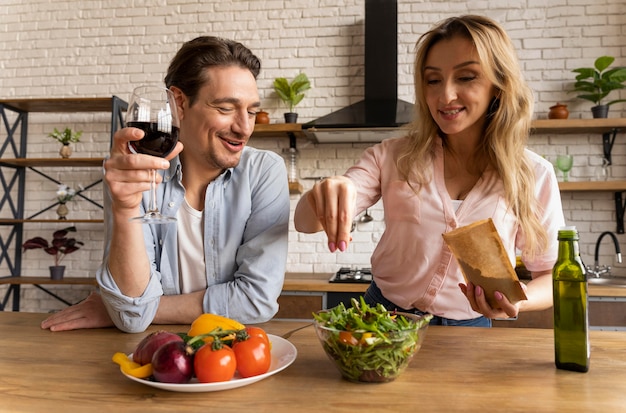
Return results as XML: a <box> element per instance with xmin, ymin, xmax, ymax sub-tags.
<box><xmin>177</xmin><ymin>65</ymin><xmax>260</xmax><ymax>174</ymax></box>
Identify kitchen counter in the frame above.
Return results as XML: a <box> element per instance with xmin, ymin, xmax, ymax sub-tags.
<box><xmin>2</xmin><ymin>312</ymin><xmax>626</xmax><ymax>412</ymax></box>
<box><xmin>283</xmin><ymin>272</ymin><xmax>626</xmax><ymax>297</ymax></box>
<box><xmin>284</xmin><ymin>272</ymin><xmax>368</xmax><ymax>293</ymax></box>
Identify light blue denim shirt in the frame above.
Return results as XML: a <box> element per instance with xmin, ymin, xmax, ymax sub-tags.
<box><xmin>96</xmin><ymin>146</ymin><xmax>290</xmax><ymax>333</ymax></box>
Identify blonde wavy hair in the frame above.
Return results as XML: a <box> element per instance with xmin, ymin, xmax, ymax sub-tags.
<box><xmin>397</xmin><ymin>15</ymin><xmax>547</xmax><ymax>258</ymax></box>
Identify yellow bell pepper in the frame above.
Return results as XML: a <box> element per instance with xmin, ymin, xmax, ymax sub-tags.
<box><xmin>188</xmin><ymin>313</ymin><xmax>245</xmax><ymax>337</ymax></box>
<box><xmin>112</xmin><ymin>352</ymin><xmax>153</xmax><ymax>379</ymax></box>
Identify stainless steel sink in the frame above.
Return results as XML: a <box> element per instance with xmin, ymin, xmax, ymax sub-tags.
<box><xmin>588</xmin><ymin>277</ymin><xmax>626</xmax><ymax>287</ymax></box>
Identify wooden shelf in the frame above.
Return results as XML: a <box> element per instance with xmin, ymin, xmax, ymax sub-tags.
<box><xmin>0</xmin><ymin>97</ymin><xmax>120</xmax><ymax>113</ymax></box>
<box><xmin>531</xmin><ymin>118</ymin><xmax>626</xmax><ymax>134</ymax></box>
<box><xmin>559</xmin><ymin>180</ymin><xmax>626</xmax><ymax>192</ymax></box>
<box><xmin>249</xmin><ymin>119</ymin><xmax>626</xmax><ymax>141</ymax></box>
<box><xmin>0</xmin><ymin>158</ymin><xmax>104</xmax><ymax>167</ymax></box>
<box><xmin>0</xmin><ymin>219</ymin><xmax>103</xmax><ymax>224</ymax></box>
<box><xmin>251</xmin><ymin>123</ymin><xmax>303</xmax><ymax>139</ymax></box>
<box><xmin>0</xmin><ymin>276</ymin><xmax>97</xmax><ymax>286</ymax></box>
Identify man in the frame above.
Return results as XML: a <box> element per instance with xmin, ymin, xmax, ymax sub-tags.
<box><xmin>41</xmin><ymin>36</ymin><xmax>290</xmax><ymax>333</ymax></box>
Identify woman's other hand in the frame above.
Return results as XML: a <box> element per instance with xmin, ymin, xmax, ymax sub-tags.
<box><xmin>459</xmin><ymin>281</ymin><xmax>525</xmax><ymax>320</ymax></box>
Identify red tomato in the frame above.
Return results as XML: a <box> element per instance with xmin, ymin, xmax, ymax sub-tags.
<box><xmin>193</xmin><ymin>344</ymin><xmax>237</xmax><ymax>383</ymax></box>
<box><xmin>338</xmin><ymin>331</ymin><xmax>358</xmax><ymax>346</ymax></box>
<box><xmin>245</xmin><ymin>326</ymin><xmax>270</xmax><ymax>345</ymax></box>
<box><xmin>232</xmin><ymin>336</ymin><xmax>271</xmax><ymax>378</ymax></box>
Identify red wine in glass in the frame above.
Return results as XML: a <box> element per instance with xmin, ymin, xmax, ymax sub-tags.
<box><xmin>127</xmin><ymin>121</ymin><xmax>179</xmax><ymax>157</ymax></box>
<box><xmin>125</xmin><ymin>85</ymin><xmax>180</xmax><ymax>224</ymax></box>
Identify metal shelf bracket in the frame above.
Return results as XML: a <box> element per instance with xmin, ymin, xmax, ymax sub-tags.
<box><xmin>603</xmin><ymin>128</ymin><xmax>618</xmax><ymax>164</ymax></box>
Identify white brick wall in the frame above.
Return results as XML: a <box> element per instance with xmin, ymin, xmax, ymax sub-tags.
<box><xmin>1</xmin><ymin>0</ymin><xmax>625</xmax><ymax>312</ymax></box>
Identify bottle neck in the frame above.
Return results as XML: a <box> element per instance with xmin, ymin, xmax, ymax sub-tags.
<box><xmin>557</xmin><ymin>237</ymin><xmax>579</xmax><ymax>260</ymax></box>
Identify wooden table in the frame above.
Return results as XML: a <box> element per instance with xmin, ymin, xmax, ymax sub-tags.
<box><xmin>1</xmin><ymin>312</ymin><xmax>625</xmax><ymax>412</ymax></box>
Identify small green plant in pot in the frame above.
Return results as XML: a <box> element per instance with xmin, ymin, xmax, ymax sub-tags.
<box><xmin>49</xmin><ymin>127</ymin><xmax>82</xmax><ymax>158</ymax></box>
<box><xmin>273</xmin><ymin>73</ymin><xmax>311</xmax><ymax>123</ymax></box>
<box><xmin>571</xmin><ymin>56</ymin><xmax>626</xmax><ymax>118</ymax></box>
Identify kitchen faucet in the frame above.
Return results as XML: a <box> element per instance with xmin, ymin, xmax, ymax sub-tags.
<box><xmin>586</xmin><ymin>231</ymin><xmax>622</xmax><ymax>278</ymax></box>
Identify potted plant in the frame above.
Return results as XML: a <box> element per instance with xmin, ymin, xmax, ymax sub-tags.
<box><xmin>55</xmin><ymin>184</ymin><xmax>78</xmax><ymax>220</ymax></box>
<box><xmin>273</xmin><ymin>73</ymin><xmax>311</xmax><ymax>123</ymax></box>
<box><xmin>22</xmin><ymin>226</ymin><xmax>84</xmax><ymax>280</ymax></box>
<box><xmin>48</xmin><ymin>127</ymin><xmax>83</xmax><ymax>158</ymax></box>
<box><xmin>571</xmin><ymin>56</ymin><xmax>626</xmax><ymax>118</ymax></box>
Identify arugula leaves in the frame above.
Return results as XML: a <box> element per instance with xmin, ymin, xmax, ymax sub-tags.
<box><xmin>313</xmin><ymin>297</ymin><xmax>432</xmax><ymax>382</ymax></box>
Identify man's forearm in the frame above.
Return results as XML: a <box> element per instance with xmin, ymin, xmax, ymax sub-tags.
<box><xmin>153</xmin><ymin>291</ymin><xmax>205</xmax><ymax>324</ymax></box>
<box><xmin>108</xmin><ymin>208</ymin><xmax>152</xmax><ymax>297</ymax></box>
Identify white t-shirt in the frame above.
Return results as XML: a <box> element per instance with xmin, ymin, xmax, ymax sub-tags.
<box><xmin>177</xmin><ymin>199</ymin><xmax>207</xmax><ymax>294</ymax></box>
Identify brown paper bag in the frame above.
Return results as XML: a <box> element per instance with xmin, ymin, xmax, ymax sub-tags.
<box><xmin>442</xmin><ymin>218</ymin><xmax>527</xmax><ymax>308</ymax></box>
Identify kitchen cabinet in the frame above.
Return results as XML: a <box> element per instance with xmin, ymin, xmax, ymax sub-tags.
<box><xmin>276</xmin><ymin>291</ymin><xmax>368</xmax><ymax>320</ymax></box>
<box><xmin>492</xmin><ymin>287</ymin><xmax>626</xmax><ymax>330</ymax></box>
<box><xmin>492</xmin><ymin>308</ymin><xmax>553</xmax><ymax>329</ymax></box>
<box><xmin>589</xmin><ymin>296</ymin><xmax>626</xmax><ymax>331</ymax></box>
<box><xmin>275</xmin><ymin>273</ymin><xmax>368</xmax><ymax>320</ymax></box>
<box><xmin>276</xmin><ymin>292</ymin><xmax>325</xmax><ymax>320</ymax></box>
<box><xmin>0</xmin><ymin>97</ymin><xmax>127</xmax><ymax>311</ymax></box>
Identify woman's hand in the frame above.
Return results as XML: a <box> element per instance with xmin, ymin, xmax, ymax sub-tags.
<box><xmin>459</xmin><ymin>270</ymin><xmax>552</xmax><ymax>320</ymax></box>
<box><xmin>459</xmin><ymin>281</ymin><xmax>526</xmax><ymax>320</ymax></box>
<box><xmin>295</xmin><ymin>176</ymin><xmax>357</xmax><ymax>252</ymax></box>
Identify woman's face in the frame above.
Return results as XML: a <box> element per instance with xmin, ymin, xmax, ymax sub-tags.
<box><xmin>423</xmin><ymin>36</ymin><xmax>497</xmax><ymax>140</ymax></box>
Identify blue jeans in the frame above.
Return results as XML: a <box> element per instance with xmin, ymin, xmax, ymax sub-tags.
<box><xmin>363</xmin><ymin>281</ymin><xmax>492</xmax><ymax>328</ymax></box>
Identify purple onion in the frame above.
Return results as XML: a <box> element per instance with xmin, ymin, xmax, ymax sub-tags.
<box><xmin>151</xmin><ymin>341</ymin><xmax>194</xmax><ymax>384</ymax></box>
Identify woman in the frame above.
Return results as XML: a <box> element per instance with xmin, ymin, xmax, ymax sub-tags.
<box><xmin>294</xmin><ymin>15</ymin><xmax>564</xmax><ymax>326</ymax></box>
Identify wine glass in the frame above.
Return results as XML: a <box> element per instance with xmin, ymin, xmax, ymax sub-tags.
<box><xmin>126</xmin><ymin>85</ymin><xmax>180</xmax><ymax>223</ymax></box>
<box><xmin>556</xmin><ymin>154</ymin><xmax>574</xmax><ymax>182</ymax></box>
<box><xmin>595</xmin><ymin>157</ymin><xmax>611</xmax><ymax>181</ymax></box>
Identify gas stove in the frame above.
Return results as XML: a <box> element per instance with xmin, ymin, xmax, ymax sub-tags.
<box><xmin>329</xmin><ymin>267</ymin><xmax>373</xmax><ymax>284</ymax></box>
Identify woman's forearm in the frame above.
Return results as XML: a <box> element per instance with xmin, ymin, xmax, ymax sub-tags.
<box><xmin>520</xmin><ymin>270</ymin><xmax>553</xmax><ymax>312</ymax></box>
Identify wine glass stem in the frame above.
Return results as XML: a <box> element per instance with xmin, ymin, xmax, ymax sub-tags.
<box><xmin>563</xmin><ymin>171</ymin><xmax>568</xmax><ymax>182</ymax></box>
<box><xmin>148</xmin><ymin>169</ymin><xmax>159</xmax><ymax>213</ymax></box>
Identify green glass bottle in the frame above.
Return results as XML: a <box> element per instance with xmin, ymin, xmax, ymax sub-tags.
<box><xmin>552</xmin><ymin>226</ymin><xmax>589</xmax><ymax>372</ymax></box>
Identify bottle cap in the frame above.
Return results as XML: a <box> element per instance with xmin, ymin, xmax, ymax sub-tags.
<box><xmin>557</xmin><ymin>226</ymin><xmax>579</xmax><ymax>239</ymax></box>
<box><xmin>559</xmin><ymin>225</ymin><xmax>577</xmax><ymax>231</ymax></box>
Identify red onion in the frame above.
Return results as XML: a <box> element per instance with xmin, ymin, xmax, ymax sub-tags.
<box><xmin>151</xmin><ymin>341</ymin><xmax>194</xmax><ymax>384</ymax></box>
<box><xmin>133</xmin><ymin>331</ymin><xmax>183</xmax><ymax>365</ymax></box>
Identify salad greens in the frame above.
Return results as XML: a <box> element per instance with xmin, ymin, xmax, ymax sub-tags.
<box><xmin>313</xmin><ymin>297</ymin><xmax>432</xmax><ymax>382</ymax></box>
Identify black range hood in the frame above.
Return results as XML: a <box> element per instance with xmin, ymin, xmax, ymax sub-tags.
<box><xmin>303</xmin><ymin>0</ymin><xmax>413</xmax><ymax>143</ymax></box>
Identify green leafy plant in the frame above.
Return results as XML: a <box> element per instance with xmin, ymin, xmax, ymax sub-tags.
<box><xmin>571</xmin><ymin>56</ymin><xmax>626</xmax><ymax>107</ymax></box>
<box><xmin>48</xmin><ymin>127</ymin><xmax>82</xmax><ymax>145</ymax></box>
<box><xmin>22</xmin><ymin>226</ymin><xmax>84</xmax><ymax>266</ymax></box>
<box><xmin>273</xmin><ymin>73</ymin><xmax>311</xmax><ymax>113</ymax></box>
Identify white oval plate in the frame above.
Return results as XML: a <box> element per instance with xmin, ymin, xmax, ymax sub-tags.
<box><xmin>121</xmin><ymin>334</ymin><xmax>297</xmax><ymax>392</ymax></box>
